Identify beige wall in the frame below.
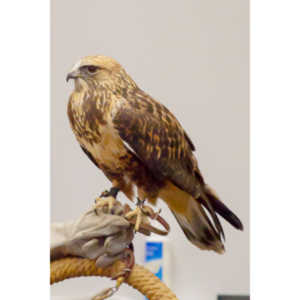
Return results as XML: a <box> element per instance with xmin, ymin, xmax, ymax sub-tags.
<box><xmin>51</xmin><ymin>1</ymin><xmax>249</xmax><ymax>299</ymax></box>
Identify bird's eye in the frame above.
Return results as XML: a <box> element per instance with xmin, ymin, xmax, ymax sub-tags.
<box><xmin>86</xmin><ymin>66</ymin><xmax>98</xmax><ymax>73</ymax></box>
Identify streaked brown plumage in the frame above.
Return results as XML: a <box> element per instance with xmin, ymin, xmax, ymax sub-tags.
<box><xmin>67</xmin><ymin>55</ymin><xmax>243</xmax><ymax>253</ymax></box>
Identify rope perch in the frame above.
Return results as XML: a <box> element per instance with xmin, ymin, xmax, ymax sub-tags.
<box><xmin>51</xmin><ymin>257</ymin><xmax>178</xmax><ymax>300</ymax></box>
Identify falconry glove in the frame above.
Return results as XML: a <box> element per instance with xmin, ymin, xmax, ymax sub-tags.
<box><xmin>50</xmin><ymin>204</ymin><xmax>134</xmax><ymax>268</ymax></box>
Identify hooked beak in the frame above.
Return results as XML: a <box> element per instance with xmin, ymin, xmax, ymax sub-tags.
<box><xmin>66</xmin><ymin>70</ymin><xmax>80</xmax><ymax>82</ymax></box>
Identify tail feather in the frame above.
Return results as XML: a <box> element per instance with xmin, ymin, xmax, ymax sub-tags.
<box><xmin>196</xmin><ymin>187</ymin><xmax>225</xmax><ymax>240</ymax></box>
<box><xmin>203</xmin><ymin>185</ymin><xmax>244</xmax><ymax>231</ymax></box>
<box><xmin>159</xmin><ymin>180</ymin><xmax>242</xmax><ymax>254</ymax></box>
<box><xmin>171</xmin><ymin>198</ymin><xmax>225</xmax><ymax>254</ymax></box>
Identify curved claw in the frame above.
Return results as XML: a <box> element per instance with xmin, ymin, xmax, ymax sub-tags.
<box><xmin>125</xmin><ymin>205</ymin><xmax>170</xmax><ymax>235</ymax></box>
<box><xmin>140</xmin><ymin>205</ymin><xmax>170</xmax><ymax>235</ymax></box>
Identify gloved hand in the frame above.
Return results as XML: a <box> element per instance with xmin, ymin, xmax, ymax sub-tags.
<box><xmin>50</xmin><ymin>202</ymin><xmax>134</xmax><ymax>268</ymax></box>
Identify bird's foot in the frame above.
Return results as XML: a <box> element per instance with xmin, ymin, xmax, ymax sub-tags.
<box><xmin>125</xmin><ymin>198</ymin><xmax>147</xmax><ymax>232</ymax></box>
<box><xmin>94</xmin><ymin>187</ymin><xmax>120</xmax><ymax>214</ymax></box>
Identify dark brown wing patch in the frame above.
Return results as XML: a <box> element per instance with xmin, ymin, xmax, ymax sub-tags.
<box><xmin>113</xmin><ymin>89</ymin><xmax>200</xmax><ymax>197</ymax></box>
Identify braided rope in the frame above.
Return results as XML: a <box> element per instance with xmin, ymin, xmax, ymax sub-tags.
<box><xmin>51</xmin><ymin>257</ymin><xmax>178</xmax><ymax>300</ymax></box>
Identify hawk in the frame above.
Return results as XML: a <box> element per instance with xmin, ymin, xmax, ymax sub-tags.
<box><xmin>66</xmin><ymin>55</ymin><xmax>243</xmax><ymax>254</ymax></box>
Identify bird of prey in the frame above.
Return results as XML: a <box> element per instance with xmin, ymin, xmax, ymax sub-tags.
<box><xmin>66</xmin><ymin>55</ymin><xmax>243</xmax><ymax>254</ymax></box>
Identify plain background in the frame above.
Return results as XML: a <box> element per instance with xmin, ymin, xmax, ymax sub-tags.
<box><xmin>51</xmin><ymin>1</ymin><xmax>249</xmax><ymax>300</ymax></box>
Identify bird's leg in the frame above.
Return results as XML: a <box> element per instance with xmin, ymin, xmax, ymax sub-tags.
<box><xmin>125</xmin><ymin>198</ymin><xmax>147</xmax><ymax>232</ymax></box>
<box><xmin>94</xmin><ymin>187</ymin><xmax>120</xmax><ymax>213</ymax></box>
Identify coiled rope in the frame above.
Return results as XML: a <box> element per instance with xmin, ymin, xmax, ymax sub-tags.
<box><xmin>51</xmin><ymin>257</ymin><xmax>178</xmax><ymax>300</ymax></box>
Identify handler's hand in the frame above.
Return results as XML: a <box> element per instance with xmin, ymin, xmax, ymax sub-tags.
<box><xmin>50</xmin><ymin>203</ymin><xmax>134</xmax><ymax>268</ymax></box>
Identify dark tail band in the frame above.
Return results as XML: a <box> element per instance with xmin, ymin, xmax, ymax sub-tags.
<box><xmin>203</xmin><ymin>185</ymin><xmax>244</xmax><ymax>231</ymax></box>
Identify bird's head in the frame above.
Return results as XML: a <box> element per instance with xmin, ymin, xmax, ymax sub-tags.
<box><xmin>66</xmin><ymin>55</ymin><xmax>136</xmax><ymax>92</ymax></box>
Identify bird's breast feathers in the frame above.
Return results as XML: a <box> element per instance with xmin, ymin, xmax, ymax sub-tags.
<box><xmin>81</xmin><ymin>125</ymin><xmax>128</xmax><ymax>170</ymax></box>
<box><xmin>68</xmin><ymin>90</ymin><xmax>129</xmax><ymax>169</ymax></box>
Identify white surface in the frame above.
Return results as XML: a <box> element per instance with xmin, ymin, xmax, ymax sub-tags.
<box><xmin>51</xmin><ymin>1</ymin><xmax>249</xmax><ymax>300</ymax></box>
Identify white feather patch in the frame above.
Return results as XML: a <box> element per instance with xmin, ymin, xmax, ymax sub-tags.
<box><xmin>122</xmin><ymin>140</ymin><xmax>138</xmax><ymax>157</ymax></box>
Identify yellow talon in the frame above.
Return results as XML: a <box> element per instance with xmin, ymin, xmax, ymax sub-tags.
<box><xmin>125</xmin><ymin>206</ymin><xmax>145</xmax><ymax>232</ymax></box>
<box><xmin>94</xmin><ymin>195</ymin><xmax>116</xmax><ymax>213</ymax></box>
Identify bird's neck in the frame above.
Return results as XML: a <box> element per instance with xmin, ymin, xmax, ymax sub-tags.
<box><xmin>107</xmin><ymin>72</ymin><xmax>138</xmax><ymax>97</ymax></box>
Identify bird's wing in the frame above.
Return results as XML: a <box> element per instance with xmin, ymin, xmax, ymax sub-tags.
<box><xmin>113</xmin><ymin>90</ymin><xmax>200</xmax><ymax>195</ymax></box>
<box><xmin>113</xmin><ymin>89</ymin><xmax>224</xmax><ymax>237</ymax></box>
